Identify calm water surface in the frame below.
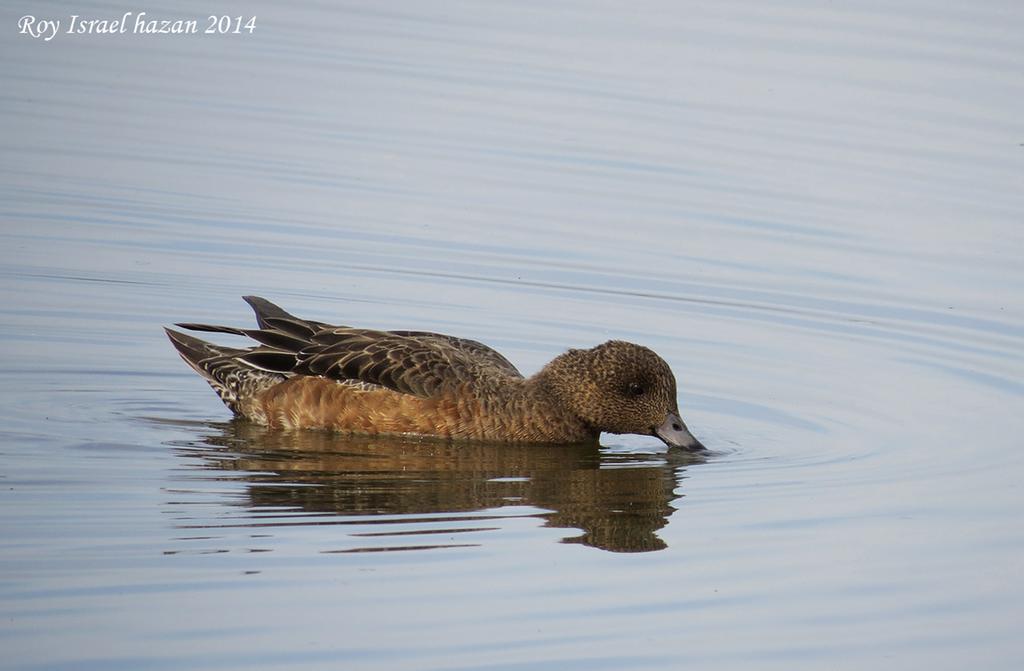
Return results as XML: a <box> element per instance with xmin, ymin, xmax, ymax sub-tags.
<box><xmin>2</xmin><ymin>1</ymin><xmax>1023</xmax><ymax>669</ymax></box>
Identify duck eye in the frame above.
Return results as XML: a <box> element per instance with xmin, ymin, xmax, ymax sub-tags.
<box><xmin>626</xmin><ymin>382</ymin><xmax>644</xmax><ymax>397</ymax></box>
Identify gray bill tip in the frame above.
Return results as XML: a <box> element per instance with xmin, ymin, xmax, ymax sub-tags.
<box><xmin>654</xmin><ymin>411</ymin><xmax>706</xmax><ymax>451</ymax></box>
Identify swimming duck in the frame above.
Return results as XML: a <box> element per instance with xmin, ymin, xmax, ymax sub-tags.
<box><xmin>166</xmin><ymin>296</ymin><xmax>705</xmax><ymax>450</ymax></box>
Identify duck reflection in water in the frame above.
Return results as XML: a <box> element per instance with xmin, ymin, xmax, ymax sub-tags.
<box><xmin>188</xmin><ymin>421</ymin><xmax>706</xmax><ymax>553</ymax></box>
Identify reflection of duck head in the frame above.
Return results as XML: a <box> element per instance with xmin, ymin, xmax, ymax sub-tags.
<box><xmin>185</xmin><ymin>421</ymin><xmax>705</xmax><ymax>553</ymax></box>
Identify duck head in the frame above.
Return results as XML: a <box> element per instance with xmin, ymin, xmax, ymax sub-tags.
<box><xmin>541</xmin><ymin>340</ymin><xmax>705</xmax><ymax>451</ymax></box>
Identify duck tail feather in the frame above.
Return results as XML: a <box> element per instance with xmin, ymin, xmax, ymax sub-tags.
<box><xmin>164</xmin><ymin>327</ymin><xmax>282</xmax><ymax>414</ymax></box>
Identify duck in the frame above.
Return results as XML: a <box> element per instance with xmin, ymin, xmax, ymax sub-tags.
<box><xmin>165</xmin><ymin>296</ymin><xmax>705</xmax><ymax>451</ymax></box>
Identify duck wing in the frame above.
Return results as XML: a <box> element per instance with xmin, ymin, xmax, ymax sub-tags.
<box><xmin>387</xmin><ymin>331</ymin><xmax>522</xmax><ymax>378</ymax></box>
<box><xmin>176</xmin><ymin>296</ymin><xmax>523</xmax><ymax>399</ymax></box>
<box><xmin>292</xmin><ymin>328</ymin><xmax>522</xmax><ymax>398</ymax></box>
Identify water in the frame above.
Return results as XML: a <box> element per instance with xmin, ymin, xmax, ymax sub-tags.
<box><xmin>2</xmin><ymin>1</ymin><xmax>1023</xmax><ymax>669</ymax></box>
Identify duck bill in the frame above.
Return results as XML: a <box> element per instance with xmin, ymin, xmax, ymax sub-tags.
<box><xmin>655</xmin><ymin>412</ymin><xmax>706</xmax><ymax>451</ymax></box>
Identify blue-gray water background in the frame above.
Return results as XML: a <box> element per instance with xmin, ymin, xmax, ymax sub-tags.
<box><xmin>2</xmin><ymin>1</ymin><xmax>1023</xmax><ymax>669</ymax></box>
